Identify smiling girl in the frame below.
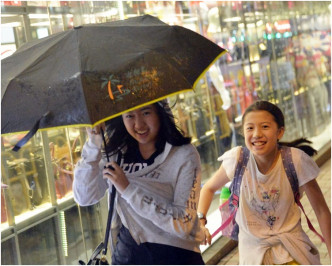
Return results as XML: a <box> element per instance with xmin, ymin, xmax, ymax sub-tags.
<box><xmin>73</xmin><ymin>100</ymin><xmax>205</xmax><ymax>265</ymax></box>
<box><xmin>198</xmin><ymin>100</ymin><xmax>331</xmax><ymax>265</ymax></box>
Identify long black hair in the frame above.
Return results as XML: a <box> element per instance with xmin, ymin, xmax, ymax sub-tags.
<box><xmin>104</xmin><ymin>101</ymin><xmax>191</xmax><ymax>157</ymax></box>
<box><xmin>242</xmin><ymin>100</ymin><xmax>317</xmax><ymax>157</ymax></box>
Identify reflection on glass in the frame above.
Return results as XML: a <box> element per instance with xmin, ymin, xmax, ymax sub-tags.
<box><xmin>18</xmin><ymin>217</ymin><xmax>60</xmax><ymax>265</ymax></box>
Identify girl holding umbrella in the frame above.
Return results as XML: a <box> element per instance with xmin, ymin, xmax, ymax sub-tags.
<box><xmin>73</xmin><ymin>100</ymin><xmax>205</xmax><ymax>265</ymax></box>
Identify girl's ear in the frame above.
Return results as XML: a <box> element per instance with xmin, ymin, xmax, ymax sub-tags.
<box><xmin>277</xmin><ymin>127</ymin><xmax>285</xmax><ymax>140</ymax></box>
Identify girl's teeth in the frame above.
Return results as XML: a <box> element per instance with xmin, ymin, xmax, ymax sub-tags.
<box><xmin>253</xmin><ymin>142</ymin><xmax>264</xmax><ymax>146</ymax></box>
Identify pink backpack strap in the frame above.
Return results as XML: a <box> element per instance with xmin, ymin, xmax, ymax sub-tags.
<box><xmin>211</xmin><ymin>200</ymin><xmax>237</xmax><ymax>238</ymax></box>
<box><xmin>295</xmin><ymin>194</ymin><xmax>325</xmax><ymax>242</ymax></box>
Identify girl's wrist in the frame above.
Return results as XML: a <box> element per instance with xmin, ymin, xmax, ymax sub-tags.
<box><xmin>198</xmin><ymin>212</ymin><xmax>207</xmax><ymax>225</ymax></box>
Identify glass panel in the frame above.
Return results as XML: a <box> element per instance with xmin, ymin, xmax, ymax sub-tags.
<box><xmin>80</xmin><ymin>204</ymin><xmax>104</xmax><ymax>257</ymax></box>
<box><xmin>18</xmin><ymin>217</ymin><xmax>60</xmax><ymax>265</ymax></box>
<box><xmin>1</xmin><ymin>132</ymin><xmax>51</xmax><ymax>220</ymax></box>
<box><xmin>58</xmin><ymin>203</ymin><xmax>104</xmax><ymax>264</ymax></box>
<box><xmin>58</xmin><ymin>205</ymin><xmax>102</xmax><ymax>265</ymax></box>
<box><xmin>1</xmin><ymin>237</ymin><xmax>17</xmax><ymax>265</ymax></box>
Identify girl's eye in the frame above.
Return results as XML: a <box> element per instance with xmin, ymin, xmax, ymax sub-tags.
<box><xmin>246</xmin><ymin>127</ymin><xmax>253</xmax><ymax>131</ymax></box>
<box><xmin>143</xmin><ymin>111</ymin><xmax>151</xmax><ymax>116</ymax></box>
<box><xmin>125</xmin><ymin>114</ymin><xmax>133</xmax><ymax>119</ymax></box>
<box><xmin>262</xmin><ymin>125</ymin><xmax>269</xmax><ymax>129</ymax></box>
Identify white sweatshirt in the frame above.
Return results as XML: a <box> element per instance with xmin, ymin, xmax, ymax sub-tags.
<box><xmin>73</xmin><ymin>134</ymin><xmax>205</xmax><ymax>253</ymax></box>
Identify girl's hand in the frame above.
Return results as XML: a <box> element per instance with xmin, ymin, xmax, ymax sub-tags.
<box><xmin>103</xmin><ymin>162</ymin><xmax>129</xmax><ymax>193</ymax></box>
<box><xmin>86</xmin><ymin>123</ymin><xmax>106</xmax><ymax>137</ymax></box>
<box><xmin>201</xmin><ymin>225</ymin><xmax>212</xmax><ymax>245</ymax></box>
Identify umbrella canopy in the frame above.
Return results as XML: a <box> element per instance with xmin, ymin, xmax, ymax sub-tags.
<box><xmin>2</xmin><ymin>14</ymin><xmax>226</xmax><ymax>136</ymax></box>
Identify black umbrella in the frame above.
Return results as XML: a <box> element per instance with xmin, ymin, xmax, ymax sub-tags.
<box><xmin>2</xmin><ymin>14</ymin><xmax>226</xmax><ymax>149</ymax></box>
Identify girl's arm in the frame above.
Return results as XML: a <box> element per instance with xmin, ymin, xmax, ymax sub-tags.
<box><xmin>302</xmin><ymin>179</ymin><xmax>331</xmax><ymax>260</ymax></box>
<box><xmin>197</xmin><ymin>164</ymin><xmax>230</xmax><ymax>245</ymax></box>
<box><xmin>73</xmin><ymin>130</ymin><xmax>109</xmax><ymax>206</ymax></box>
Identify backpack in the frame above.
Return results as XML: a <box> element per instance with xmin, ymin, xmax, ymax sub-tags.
<box><xmin>211</xmin><ymin>146</ymin><xmax>325</xmax><ymax>242</ymax></box>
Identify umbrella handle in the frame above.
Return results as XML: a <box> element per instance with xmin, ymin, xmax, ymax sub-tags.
<box><xmin>99</xmin><ymin>127</ymin><xmax>122</xmax><ymax>256</ymax></box>
<box><xmin>100</xmin><ymin>128</ymin><xmax>110</xmax><ymax>162</ymax></box>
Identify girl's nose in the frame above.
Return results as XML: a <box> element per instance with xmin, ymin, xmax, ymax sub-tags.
<box><xmin>134</xmin><ymin>116</ymin><xmax>145</xmax><ymax>129</ymax></box>
<box><xmin>253</xmin><ymin>128</ymin><xmax>262</xmax><ymax>137</ymax></box>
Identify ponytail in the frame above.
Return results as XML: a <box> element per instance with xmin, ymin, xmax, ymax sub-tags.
<box><xmin>279</xmin><ymin>138</ymin><xmax>317</xmax><ymax>157</ymax></box>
